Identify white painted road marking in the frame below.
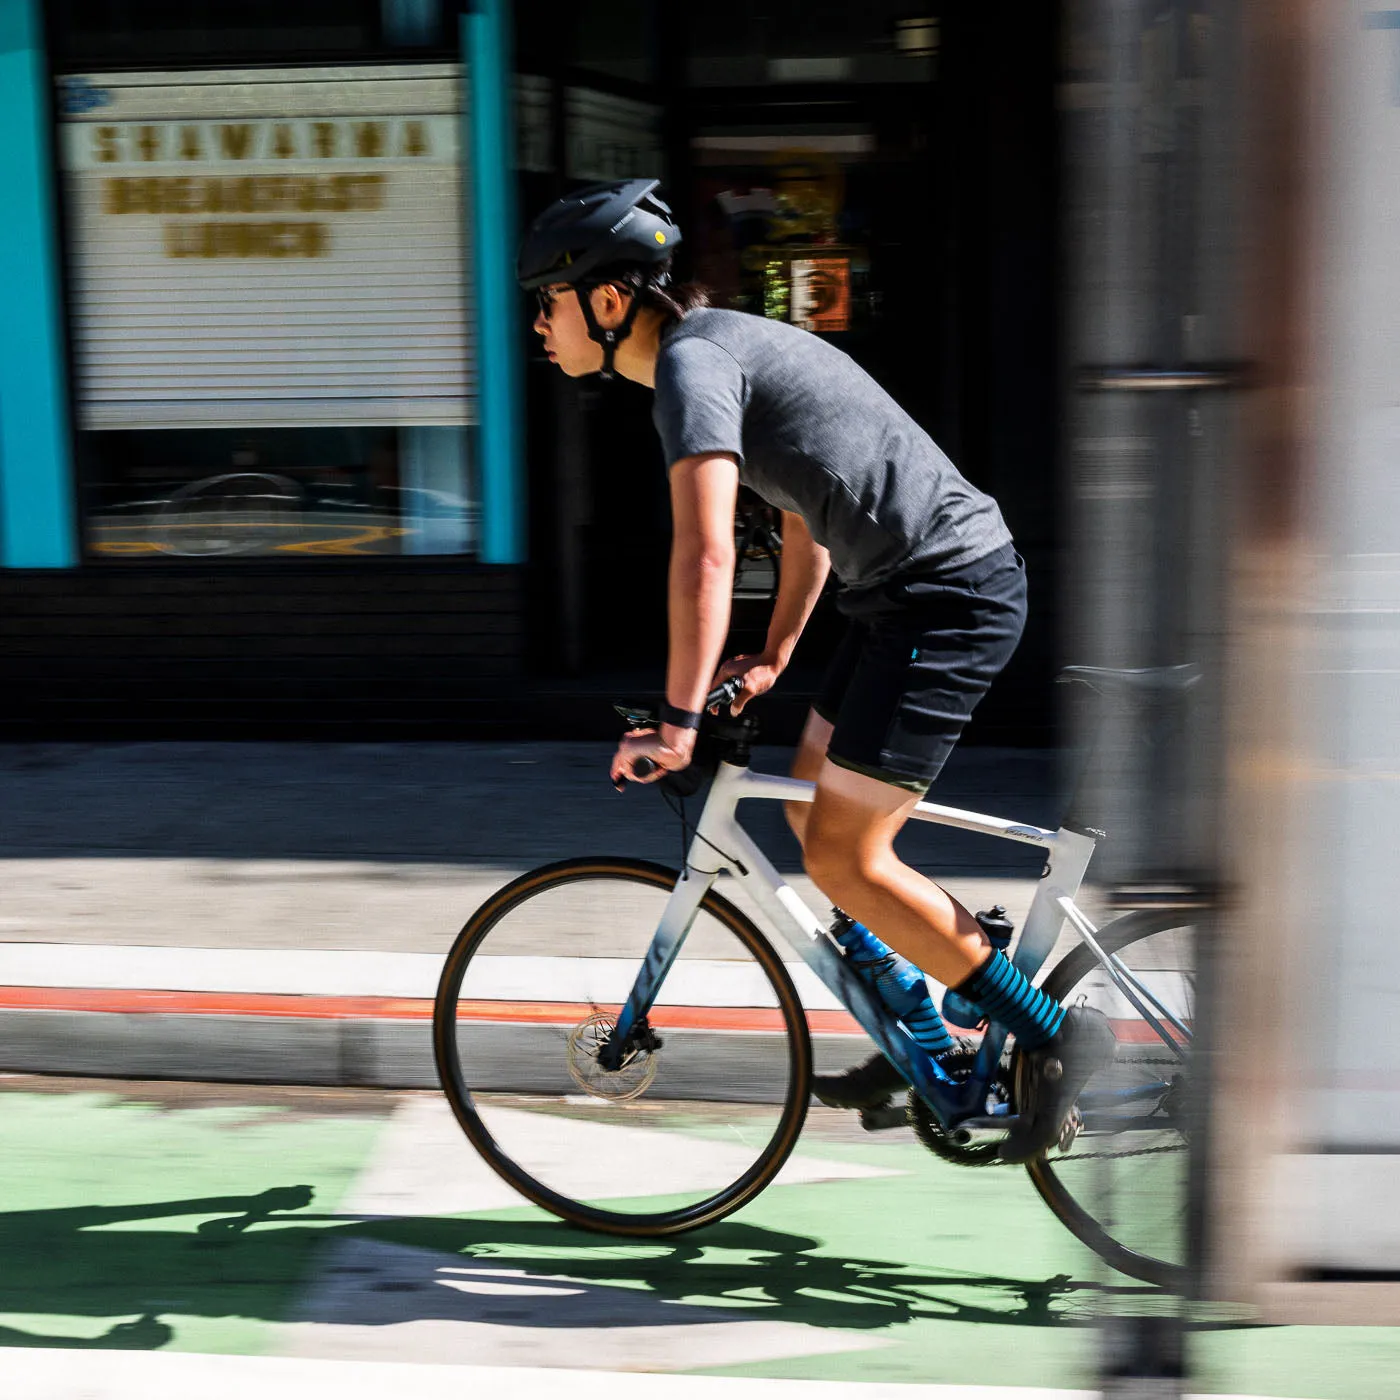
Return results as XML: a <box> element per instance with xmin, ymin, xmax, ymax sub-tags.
<box><xmin>3</xmin><ymin>1349</ymin><xmax>1304</xmax><ymax>1400</ymax></box>
<box><xmin>278</xmin><ymin>1237</ymin><xmax>886</xmax><ymax>1370</ymax></box>
<box><xmin>342</xmin><ymin>1096</ymin><xmax>901</xmax><ymax>1218</ymax></box>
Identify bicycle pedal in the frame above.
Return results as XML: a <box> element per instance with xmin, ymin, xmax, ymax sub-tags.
<box><xmin>858</xmin><ymin>1100</ymin><xmax>907</xmax><ymax>1132</ymax></box>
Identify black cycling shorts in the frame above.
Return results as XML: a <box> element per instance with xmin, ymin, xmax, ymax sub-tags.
<box><xmin>813</xmin><ymin>543</ymin><xmax>1027</xmax><ymax>793</ymax></box>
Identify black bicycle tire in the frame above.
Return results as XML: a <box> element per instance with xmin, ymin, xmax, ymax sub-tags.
<box><xmin>1026</xmin><ymin>908</ymin><xmax>1195</xmax><ymax>1291</ymax></box>
<box><xmin>432</xmin><ymin>856</ymin><xmax>813</xmax><ymax>1236</ymax></box>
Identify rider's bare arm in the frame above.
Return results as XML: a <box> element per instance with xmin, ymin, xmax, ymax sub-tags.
<box><xmin>609</xmin><ymin>452</ymin><xmax>738</xmax><ymax>786</ymax></box>
<box><xmin>764</xmin><ymin>511</ymin><xmax>830</xmax><ymax>668</ymax></box>
<box><xmin>665</xmin><ymin>451</ymin><xmax>740</xmax><ymax>727</ymax></box>
<box><xmin>715</xmin><ymin>510</ymin><xmax>830</xmax><ymax>713</ymax></box>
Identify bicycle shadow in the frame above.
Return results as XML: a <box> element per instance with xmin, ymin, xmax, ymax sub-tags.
<box><xmin>0</xmin><ymin>1183</ymin><xmax>1170</xmax><ymax>1347</ymax></box>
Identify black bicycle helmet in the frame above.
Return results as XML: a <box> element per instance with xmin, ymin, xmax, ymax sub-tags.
<box><xmin>517</xmin><ymin>178</ymin><xmax>681</xmax><ymax>290</ymax></box>
<box><xmin>518</xmin><ymin>179</ymin><xmax>682</xmax><ymax>380</ymax></box>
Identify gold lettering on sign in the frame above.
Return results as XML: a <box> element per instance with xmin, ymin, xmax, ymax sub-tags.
<box><xmin>108</xmin><ymin>173</ymin><xmax>390</xmax><ymax>218</ymax></box>
<box><xmin>90</xmin><ymin>118</ymin><xmax>444</xmax><ymax>167</ymax></box>
<box><xmin>218</xmin><ymin>125</ymin><xmax>254</xmax><ymax>160</ymax></box>
<box><xmin>352</xmin><ymin>122</ymin><xmax>386</xmax><ymax>158</ymax></box>
<box><xmin>163</xmin><ymin>220</ymin><xmax>330</xmax><ymax>259</ymax></box>
<box><xmin>164</xmin><ymin>177</ymin><xmax>194</xmax><ymax>213</ymax></box>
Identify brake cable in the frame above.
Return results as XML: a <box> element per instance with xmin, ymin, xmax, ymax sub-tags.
<box><xmin>659</xmin><ymin>784</ymin><xmax>745</xmax><ymax>875</ymax></box>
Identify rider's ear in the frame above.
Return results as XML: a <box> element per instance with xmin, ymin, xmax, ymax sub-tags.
<box><xmin>594</xmin><ymin>282</ymin><xmax>628</xmax><ymax>325</ymax></box>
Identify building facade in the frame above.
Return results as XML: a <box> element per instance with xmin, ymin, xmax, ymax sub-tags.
<box><xmin>0</xmin><ymin>1</ymin><xmax>1058</xmax><ymax>740</ymax></box>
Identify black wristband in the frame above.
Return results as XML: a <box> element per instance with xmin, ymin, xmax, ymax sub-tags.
<box><xmin>659</xmin><ymin>702</ymin><xmax>702</xmax><ymax>730</ymax></box>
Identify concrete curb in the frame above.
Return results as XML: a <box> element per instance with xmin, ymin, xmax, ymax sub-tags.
<box><xmin>0</xmin><ymin>947</ymin><xmax>870</xmax><ymax>1090</ymax></box>
<box><xmin>0</xmin><ymin>1002</ymin><xmax>868</xmax><ymax>1092</ymax></box>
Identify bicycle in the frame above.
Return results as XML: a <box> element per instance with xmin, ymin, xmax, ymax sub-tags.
<box><xmin>434</xmin><ymin>665</ymin><xmax>1199</xmax><ymax>1290</ymax></box>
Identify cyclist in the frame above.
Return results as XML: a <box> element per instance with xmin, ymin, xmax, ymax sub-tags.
<box><xmin>518</xmin><ymin>178</ymin><xmax>1113</xmax><ymax>1163</ymax></box>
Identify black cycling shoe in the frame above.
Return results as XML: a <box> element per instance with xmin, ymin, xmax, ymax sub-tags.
<box><xmin>998</xmin><ymin>1005</ymin><xmax>1117</xmax><ymax>1164</ymax></box>
<box><xmin>811</xmin><ymin>1053</ymin><xmax>907</xmax><ymax>1110</ymax></box>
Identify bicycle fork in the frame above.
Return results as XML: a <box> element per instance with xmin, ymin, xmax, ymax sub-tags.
<box><xmin>598</xmin><ymin>866</ymin><xmax>716</xmax><ymax>1071</ymax></box>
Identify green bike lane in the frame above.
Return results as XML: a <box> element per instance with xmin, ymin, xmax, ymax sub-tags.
<box><xmin>1</xmin><ymin>1076</ymin><xmax>1397</xmax><ymax>1398</ymax></box>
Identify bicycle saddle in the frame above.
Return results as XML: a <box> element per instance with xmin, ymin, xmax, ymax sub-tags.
<box><xmin>1056</xmin><ymin>664</ymin><xmax>1202</xmax><ymax>696</ymax></box>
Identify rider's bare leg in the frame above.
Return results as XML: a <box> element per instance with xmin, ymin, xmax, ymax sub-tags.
<box><xmin>802</xmin><ymin>755</ymin><xmax>977</xmax><ymax>1111</ymax></box>
<box><xmin>802</xmin><ymin>760</ymin><xmax>989</xmax><ymax>986</ymax></box>
<box><xmin>802</xmin><ymin>757</ymin><xmax>1112</xmax><ymax>1160</ymax></box>
<box><xmin>784</xmin><ymin>708</ymin><xmax>833</xmax><ymax>848</ymax></box>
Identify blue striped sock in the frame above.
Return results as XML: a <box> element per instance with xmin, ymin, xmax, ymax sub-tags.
<box><xmin>959</xmin><ymin>951</ymin><xmax>1065</xmax><ymax>1050</ymax></box>
<box><xmin>900</xmin><ymin>1001</ymin><xmax>957</xmax><ymax>1059</ymax></box>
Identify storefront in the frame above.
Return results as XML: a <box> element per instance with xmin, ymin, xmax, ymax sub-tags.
<box><xmin>0</xmin><ymin>0</ymin><xmax>1059</xmax><ymax>740</ymax></box>
<box><xmin>0</xmin><ymin>0</ymin><xmax>527</xmax><ymax>733</ymax></box>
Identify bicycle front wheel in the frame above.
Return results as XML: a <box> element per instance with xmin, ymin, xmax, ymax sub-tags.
<box><xmin>1027</xmin><ymin>909</ymin><xmax>1196</xmax><ymax>1290</ymax></box>
<box><xmin>433</xmin><ymin>857</ymin><xmax>812</xmax><ymax>1235</ymax></box>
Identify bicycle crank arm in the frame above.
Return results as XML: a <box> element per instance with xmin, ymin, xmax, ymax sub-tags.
<box><xmin>953</xmin><ymin>1113</ymin><xmax>1018</xmax><ymax>1133</ymax></box>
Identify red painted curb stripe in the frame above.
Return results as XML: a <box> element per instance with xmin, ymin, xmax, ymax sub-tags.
<box><xmin>0</xmin><ymin>986</ymin><xmax>865</xmax><ymax>1035</ymax></box>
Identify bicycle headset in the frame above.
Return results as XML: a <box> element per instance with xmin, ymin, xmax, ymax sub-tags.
<box><xmin>516</xmin><ymin>178</ymin><xmax>682</xmax><ymax>380</ymax></box>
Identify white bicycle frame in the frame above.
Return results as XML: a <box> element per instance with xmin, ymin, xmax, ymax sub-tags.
<box><xmin>606</xmin><ymin>754</ymin><xmax>1115</xmax><ymax>1128</ymax></box>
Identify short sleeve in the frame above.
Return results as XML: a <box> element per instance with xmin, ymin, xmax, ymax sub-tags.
<box><xmin>651</xmin><ymin>335</ymin><xmax>747</xmax><ymax>470</ymax></box>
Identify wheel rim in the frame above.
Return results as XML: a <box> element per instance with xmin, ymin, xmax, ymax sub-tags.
<box><xmin>435</xmin><ymin>860</ymin><xmax>810</xmax><ymax>1233</ymax></box>
<box><xmin>1029</xmin><ymin>913</ymin><xmax>1196</xmax><ymax>1288</ymax></box>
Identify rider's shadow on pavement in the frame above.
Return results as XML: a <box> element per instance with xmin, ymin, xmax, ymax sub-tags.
<box><xmin>0</xmin><ymin>1183</ymin><xmax>1178</xmax><ymax>1350</ymax></box>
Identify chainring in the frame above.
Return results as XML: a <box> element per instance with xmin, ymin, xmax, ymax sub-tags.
<box><xmin>908</xmin><ymin>1043</ymin><xmax>1015</xmax><ymax>1167</ymax></box>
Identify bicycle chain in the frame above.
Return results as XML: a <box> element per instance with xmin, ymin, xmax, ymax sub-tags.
<box><xmin>965</xmin><ymin>1135</ymin><xmax>1187</xmax><ymax>1168</ymax></box>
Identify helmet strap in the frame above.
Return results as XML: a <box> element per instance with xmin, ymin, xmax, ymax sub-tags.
<box><xmin>575</xmin><ymin>284</ymin><xmax>643</xmax><ymax>382</ymax></box>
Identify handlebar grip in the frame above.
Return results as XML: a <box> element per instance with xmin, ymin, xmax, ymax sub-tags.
<box><xmin>705</xmin><ymin>676</ymin><xmax>743</xmax><ymax>709</ymax></box>
<box><xmin>632</xmin><ymin>757</ymin><xmax>658</xmax><ymax>780</ymax></box>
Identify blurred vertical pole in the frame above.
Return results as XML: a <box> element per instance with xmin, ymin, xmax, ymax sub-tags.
<box><xmin>1062</xmin><ymin>0</ymin><xmax>1243</xmax><ymax>1389</ymax></box>
<box><xmin>0</xmin><ymin>0</ymin><xmax>78</xmax><ymax>568</ymax></box>
<box><xmin>463</xmin><ymin>0</ymin><xmax>527</xmax><ymax>565</ymax></box>
<box><xmin>1213</xmin><ymin>0</ymin><xmax>1400</xmax><ymax>1310</ymax></box>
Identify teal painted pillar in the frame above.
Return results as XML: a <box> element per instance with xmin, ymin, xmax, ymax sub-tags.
<box><xmin>0</xmin><ymin>0</ymin><xmax>78</xmax><ymax>568</ymax></box>
<box><xmin>462</xmin><ymin>0</ymin><xmax>527</xmax><ymax>565</ymax></box>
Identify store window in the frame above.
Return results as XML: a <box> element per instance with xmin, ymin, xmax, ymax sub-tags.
<box><xmin>57</xmin><ymin>63</ymin><xmax>477</xmax><ymax>561</ymax></box>
<box><xmin>56</xmin><ymin>58</ymin><xmax>476</xmax><ymax>562</ymax></box>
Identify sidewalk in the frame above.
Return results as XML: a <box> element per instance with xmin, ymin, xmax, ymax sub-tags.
<box><xmin>0</xmin><ymin>741</ymin><xmax>1057</xmax><ymax>1085</ymax></box>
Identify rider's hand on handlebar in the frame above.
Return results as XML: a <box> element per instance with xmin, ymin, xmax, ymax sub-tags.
<box><xmin>712</xmin><ymin>651</ymin><xmax>784</xmax><ymax>715</ymax></box>
<box><xmin>610</xmin><ymin>725</ymin><xmax>696</xmax><ymax>790</ymax></box>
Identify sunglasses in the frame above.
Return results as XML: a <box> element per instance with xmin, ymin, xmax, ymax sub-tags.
<box><xmin>535</xmin><ymin>285</ymin><xmax>573</xmax><ymax>320</ymax></box>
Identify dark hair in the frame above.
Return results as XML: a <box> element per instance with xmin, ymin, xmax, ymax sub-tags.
<box><xmin>591</xmin><ymin>258</ymin><xmax>710</xmax><ymax>323</ymax></box>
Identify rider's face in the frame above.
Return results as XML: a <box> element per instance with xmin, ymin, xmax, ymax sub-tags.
<box><xmin>532</xmin><ymin>282</ymin><xmax>624</xmax><ymax>377</ymax></box>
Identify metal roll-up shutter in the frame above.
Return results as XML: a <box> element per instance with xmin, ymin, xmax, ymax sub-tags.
<box><xmin>58</xmin><ymin>64</ymin><xmax>473</xmax><ymax>430</ymax></box>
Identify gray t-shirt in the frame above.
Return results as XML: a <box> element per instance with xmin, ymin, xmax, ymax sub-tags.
<box><xmin>652</xmin><ymin>308</ymin><xmax>1011</xmax><ymax>589</ymax></box>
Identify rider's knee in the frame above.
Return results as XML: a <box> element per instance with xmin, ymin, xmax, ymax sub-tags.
<box><xmin>784</xmin><ymin>800</ymin><xmax>810</xmax><ymax>846</ymax></box>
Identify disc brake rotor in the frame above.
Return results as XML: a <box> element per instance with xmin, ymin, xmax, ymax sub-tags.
<box><xmin>566</xmin><ymin>1011</ymin><xmax>659</xmax><ymax>1102</ymax></box>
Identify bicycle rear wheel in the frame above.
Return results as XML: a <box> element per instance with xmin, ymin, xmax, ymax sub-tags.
<box><xmin>1026</xmin><ymin>909</ymin><xmax>1196</xmax><ymax>1290</ymax></box>
<box><xmin>433</xmin><ymin>857</ymin><xmax>812</xmax><ymax>1236</ymax></box>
